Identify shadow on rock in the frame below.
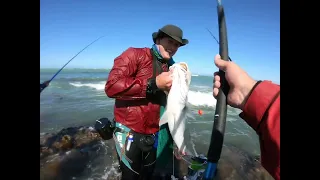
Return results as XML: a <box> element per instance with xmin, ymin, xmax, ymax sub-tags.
<box><xmin>192</xmin><ymin>143</ymin><xmax>274</xmax><ymax>180</ymax></box>
<box><xmin>106</xmin><ymin>144</ymin><xmax>273</xmax><ymax>180</ymax></box>
<box><xmin>215</xmin><ymin>144</ymin><xmax>271</xmax><ymax>180</ymax></box>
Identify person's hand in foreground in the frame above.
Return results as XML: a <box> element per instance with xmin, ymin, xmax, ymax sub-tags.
<box><xmin>213</xmin><ymin>54</ymin><xmax>280</xmax><ymax>180</ymax></box>
<box><xmin>212</xmin><ymin>54</ymin><xmax>257</xmax><ymax>110</ymax></box>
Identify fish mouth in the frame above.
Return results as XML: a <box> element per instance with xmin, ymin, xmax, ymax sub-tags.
<box><xmin>179</xmin><ymin>63</ymin><xmax>188</xmax><ymax>71</ymax></box>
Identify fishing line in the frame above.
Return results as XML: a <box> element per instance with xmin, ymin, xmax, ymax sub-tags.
<box><xmin>48</xmin><ymin>35</ymin><xmax>105</xmax><ymax>82</ymax></box>
<box><xmin>206</xmin><ymin>28</ymin><xmax>232</xmax><ymax>61</ymax></box>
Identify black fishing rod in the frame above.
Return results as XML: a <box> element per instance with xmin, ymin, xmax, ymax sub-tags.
<box><xmin>206</xmin><ymin>28</ymin><xmax>232</xmax><ymax>62</ymax></box>
<box><xmin>48</xmin><ymin>35</ymin><xmax>105</xmax><ymax>82</ymax></box>
<box><xmin>203</xmin><ymin>0</ymin><xmax>230</xmax><ymax>179</ymax></box>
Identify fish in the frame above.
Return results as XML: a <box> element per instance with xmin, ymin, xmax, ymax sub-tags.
<box><xmin>159</xmin><ymin>62</ymin><xmax>197</xmax><ymax>156</ymax></box>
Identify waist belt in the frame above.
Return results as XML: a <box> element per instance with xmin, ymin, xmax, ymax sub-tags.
<box><xmin>113</xmin><ymin>123</ymin><xmax>159</xmax><ymax>149</ymax></box>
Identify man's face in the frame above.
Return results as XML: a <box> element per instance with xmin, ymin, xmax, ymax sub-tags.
<box><xmin>156</xmin><ymin>37</ymin><xmax>181</xmax><ymax>60</ymax></box>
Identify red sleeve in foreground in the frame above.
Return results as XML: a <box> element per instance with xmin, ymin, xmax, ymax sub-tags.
<box><xmin>240</xmin><ymin>81</ymin><xmax>280</xmax><ymax>180</ymax></box>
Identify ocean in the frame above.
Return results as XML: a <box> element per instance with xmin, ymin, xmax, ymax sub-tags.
<box><xmin>40</xmin><ymin>68</ymin><xmax>262</xmax><ymax>179</ymax></box>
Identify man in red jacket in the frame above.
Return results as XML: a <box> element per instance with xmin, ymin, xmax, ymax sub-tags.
<box><xmin>212</xmin><ymin>54</ymin><xmax>280</xmax><ymax>180</ymax></box>
<box><xmin>105</xmin><ymin>25</ymin><xmax>189</xmax><ymax>180</ymax></box>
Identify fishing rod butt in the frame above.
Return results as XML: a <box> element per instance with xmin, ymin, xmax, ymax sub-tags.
<box><xmin>203</xmin><ymin>162</ymin><xmax>217</xmax><ymax>180</ymax></box>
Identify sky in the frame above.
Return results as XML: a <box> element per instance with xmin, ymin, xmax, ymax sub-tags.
<box><xmin>40</xmin><ymin>0</ymin><xmax>280</xmax><ymax>83</ymax></box>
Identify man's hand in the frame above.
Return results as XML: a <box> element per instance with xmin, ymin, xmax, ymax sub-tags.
<box><xmin>156</xmin><ymin>72</ymin><xmax>172</xmax><ymax>92</ymax></box>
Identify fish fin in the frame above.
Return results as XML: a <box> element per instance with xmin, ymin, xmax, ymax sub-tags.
<box><xmin>186</xmin><ymin>70</ymin><xmax>192</xmax><ymax>85</ymax></box>
<box><xmin>159</xmin><ymin>111</ymin><xmax>174</xmax><ymax>126</ymax></box>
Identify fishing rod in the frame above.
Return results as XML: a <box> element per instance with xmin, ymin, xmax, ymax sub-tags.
<box><xmin>206</xmin><ymin>28</ymin><xmax>232</xmax><ymax>62</ymax></box>
<box><xmin>203</xmin><ymin>0</ymin><xmax>230</xmax><ymax>179</ymax></box>
<box><xmin>47</xmin><ymin>35</ymin><xmax>105</xmax><ymax>82</ymax></box>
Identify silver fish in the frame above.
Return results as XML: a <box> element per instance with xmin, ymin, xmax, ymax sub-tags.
<box><xmin>159</xmin><ymin>62</ymin><xmax>196</xmax><ymax>156</ymax></box>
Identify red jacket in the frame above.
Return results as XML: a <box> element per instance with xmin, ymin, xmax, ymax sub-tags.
<box><xmin>105</xmin><ymin>47</ymin><xmax>169</xmax><ymax>134</ymax></box>
<box><xmin>240</xmin><ymin>80</ymin><xmax>280</xmax><ymax>180</ymax></box>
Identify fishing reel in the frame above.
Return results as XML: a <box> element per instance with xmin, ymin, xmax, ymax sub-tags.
<box><xmin>187</xmin><ymin>154</ymin><xmax>208</xmax><ymax>180</ymax></box>
<box><xmin>94</xmin><ymin>117</ymin><xmax>115</xmax><ymax>140</ymax></box>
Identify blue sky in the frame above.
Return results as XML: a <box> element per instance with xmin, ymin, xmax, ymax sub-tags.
<box><xmin>40</xmin><ymin>0</ymin><xmax>279</xmax><ymax>83</ymax></box>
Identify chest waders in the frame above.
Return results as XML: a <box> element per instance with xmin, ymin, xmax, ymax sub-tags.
<box><xmin>112</xmin><ymin>49</ymin><xmax>171</xmax><ymax>172</ymax></box>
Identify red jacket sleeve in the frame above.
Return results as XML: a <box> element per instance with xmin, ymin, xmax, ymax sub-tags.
<box><xmin>239</xmin><ymin>81</ymin><xmax>280</xmax><ymax>180</ymax></box>
<box><xmin>105</xmin><ymin>48</ymin><xmax>148</xmax><ymax>100</ymax></box>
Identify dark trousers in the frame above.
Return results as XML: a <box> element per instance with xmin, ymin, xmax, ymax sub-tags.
<box><xmin>117</xmin><ymin>137</ymin><xmax>157</xmax><ymax>180</ymax></box>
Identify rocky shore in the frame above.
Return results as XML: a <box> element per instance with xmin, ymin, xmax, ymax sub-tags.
<box><xmin>40</xmin><ymin>126</ymin><xmax>274</xmax><ymax>180</ymax></box>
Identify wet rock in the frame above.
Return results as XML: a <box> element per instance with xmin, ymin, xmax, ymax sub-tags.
<box><xmin>40</xmin><ymin>126</ymin><xmax>274</xmax><ymax>180</ymax></box>
<box><xmin>150</xmin><ymin>144</ymin><xmax>274</xmax><ymax>180</ymax></box>
<box><xmin>215</xmin><ymin>145</ymin><xmax>274</xmax><ymax>180</ymax></box>
<box><xmin>40</xmin><ymin>149</ymin><xmax>91</xmax><ymax>180</ymax></box>
<box><xmin>40</xmin><ymin>147</ymin><xmax>54</xmax><ymax>159</ymax></box>
<box><xmin>51</xmin><ymin>135</ymin><xmax>73</xmax><ymax>151</ymax></box>
<box><xmin>40</xmin><ymin>126</ymin><xmax>103</xmax><ymax>180</ymax></box>
<box><xmin>40</xmin><ymin>126</ymin><xmax>102</xmax><ymax>159</ymax></box>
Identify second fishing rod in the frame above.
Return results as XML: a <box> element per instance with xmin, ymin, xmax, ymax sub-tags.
<box><xmin>40</xmin><ymin>36</ymin><xmax>105</xmax><ymax>94</ymax></box>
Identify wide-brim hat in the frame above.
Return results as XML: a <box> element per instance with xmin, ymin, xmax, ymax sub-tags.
<box><xmin>152</xmin><ymin>24</ymin><xmax>189</xmax><ymax>46</ymax></box>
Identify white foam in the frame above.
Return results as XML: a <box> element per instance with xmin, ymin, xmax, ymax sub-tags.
<box><xmin>88</xmin><ymin>126</ymin><xmax>94</xmax><ymax>131</ymax></box>
<box><xmin>69</xmin><ymin>81</ymin><xmax>105</xmax><ymax>90</ymax></box>
<box><xmin>187</xmin><ymin>91</ymin><xmax>216</xmax><ymax>107</ymax></box>
<box><xmin>100</xmin><ymin>164</ymin><xmax>121</xmax><ymax>180</ymax></box>
<box><xmin>69</xmin><ymin>82</ymin><xmax>216</xmax><ymax>107</ymax></box>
